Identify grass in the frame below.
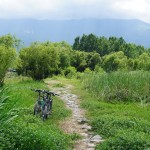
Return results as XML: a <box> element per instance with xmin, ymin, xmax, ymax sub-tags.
<box><xmin>54</xmin><ymin>73</ymin><xmax>150</xmax><ymax>150</ymax></box>
<box><xmin>1</xmin><ymin>72</ymin><xmax>150</xmax><ymax>149</ymax></box>
<box><xmin>0</xmin><ymin>76</ymin><xmax>74</xmax><ymax>150</ymax></box>
<box><xmin>82</xmin><ymin>71</ymin><xmax>150</xmax><ymax>103</ymax></box>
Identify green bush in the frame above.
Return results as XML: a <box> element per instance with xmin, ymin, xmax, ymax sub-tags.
<box><xmin>98</xmin><ymin>131</ymin><xmax>150</xmax><ymax>150</ymax></box>
<box><xmin>64</xmin><ymin>66</ymin><xmax>77</xmax><ymax>78</ymax></box>
<box><xmin>1</xmin><ymin>123</ymin><xmax>71</xmax><ymax>150</ymax></box>
<box><xmin>90</xmin><ymin>110</ymin><xmax>150</xmax><ymax>149</ymax></box>
<box><xmin>84</xmin><ymin>68</ymin><xmax>92</xmax><ymax>73</ymax></box>
<box><xmin>92</xmin><ymin>116</ymin><xmax>150</xmax><ymax>138</ymax></box>
<box><xmin>94</xmin><ymin>65</ymin><xmax>105</xmax><ymax>73</ymax></box>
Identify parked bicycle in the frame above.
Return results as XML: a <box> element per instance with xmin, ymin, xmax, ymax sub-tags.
<box><xmin>31</xmin><ymin>89</ymin><xmax>59</xmax><ymax>121</ymax></box>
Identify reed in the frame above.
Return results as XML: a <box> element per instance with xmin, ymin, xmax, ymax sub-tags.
<box><xmin>82</xmin><ymin>71</ymin><xmax>150</xmax><ymax>103</ymax></box>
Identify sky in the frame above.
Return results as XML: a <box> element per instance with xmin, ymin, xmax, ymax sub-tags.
<box><xmin>0</xmin><ymin>0</ymin><xmax>150</xmax><ymax>23</ymax></box>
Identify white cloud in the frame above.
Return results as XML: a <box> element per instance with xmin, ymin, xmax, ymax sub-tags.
<box><xmin>0</xmin><ymin>0</ymin><xmax>150</xmax><ymax>23</ymax></box>
<box><xmin>113</xmin><ymin>0</ymin><xmax>150</xmax><ymax>23</ymax></box>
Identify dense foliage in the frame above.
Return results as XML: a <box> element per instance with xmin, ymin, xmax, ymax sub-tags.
<box><xmin>0</xmin><ymin>34</ymin><xmax>21</xmax><ymax>49</ymax></box>
<box><xmin>0</xmin><ymin>34</ymin><xmax>18</xmax><ymax>86</ymax></box>
<box><xmin>17</xmin><ymin>42</ymin><xmax>60</xmax><ymax>80</ymax></box>
<box><xmin>15</xmin><ymin>33</ymin><xmax>150</xmax><ymax>80</ymax></box>
<box><xmin>73</xmin><ymin>34</ymin><xmax>146</xmax><ymax>58</ymax></box>
<box><xmin>17</xmin><ymin>41</ymin><xmax>102</xmax><ymax>80</ymax></box>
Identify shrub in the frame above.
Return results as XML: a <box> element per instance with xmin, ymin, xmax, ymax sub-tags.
<box><xmin>1</xmin><ymin>123</ymin><xmax>71</xmax><ymax>150</ymax></box>
<box><xmin>92</xmin><ymin>116</ymin><xmax>150</xmax><ymax>138</ymax></box>
<box><xmin>94</xmin><ymin>65</ymin><xmax>105</xmax><ymax>73</ymax></box>
<box><xmin>84</xmin><ymin>68</ymin><xmax>92</xmax><ymax>73</ymax></box>
<box><xmin>98</xmin><ymin>131</ymin><xmax>150</xmax><ymax>150</ymax></box>
<box><xmin>64</xmin><ymin>66</ymin><xmax>77</xmax><ymax>78</ymax></box>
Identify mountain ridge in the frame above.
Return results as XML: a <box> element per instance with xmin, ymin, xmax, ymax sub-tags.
<box><xmin>0</xmin><ymin>18</ymin><xmax>149</xmax><ymax>47</ymax></box>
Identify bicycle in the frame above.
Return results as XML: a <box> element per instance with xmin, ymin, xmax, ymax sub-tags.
<box><xmin>31</xmin><ymin>89</ymin><xmax>58</xmax><ymax>121</ymax></box>
<box><xmin>42</xmin><ymin>90</ymin><xmax>59</xmax><ymax>120</ymax></box>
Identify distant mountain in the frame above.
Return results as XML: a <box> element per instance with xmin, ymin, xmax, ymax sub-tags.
<box><xmin>0</xmin><ymin>18</ymin><xmax>150</xmax><ymax>47</ymax></box>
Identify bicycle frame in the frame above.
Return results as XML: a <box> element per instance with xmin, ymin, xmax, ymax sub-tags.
<box><xmin>32</xmin><ymin>89</ymin><xmax>58</xmax><ymax>121</ymax></box>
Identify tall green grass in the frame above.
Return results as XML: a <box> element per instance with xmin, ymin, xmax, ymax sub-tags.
<box><xmin>0</xmin><ymin>76</ymin><xmax>74</xmax><ymax>150</ymax></box>
<box><xmin>82</xmin><ymin>71</ymin><xmax>150</xmax><ymax>103</ymax></box>
<box><xmin>63</xmin><ymin>74</ymin><xmax>150</xmax><ymax>149</ymax></box>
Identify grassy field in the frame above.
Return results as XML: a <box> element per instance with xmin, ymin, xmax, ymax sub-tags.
<box><xmin>0</xmin><ymin>76</ymin><xmax>76</xmax><ymax>150</ymax></box>
<box><xmin>56</xmin><ymin>72</ymin><xmax>150</xmax><ymax>150</ymax></box>
<box><xmin>1</xmin><ymin>72</ymin><xmax>150</xmax><ymax>149</ymax></box>
<box><xmin>82</xmin><ymin>71</ymin><xmax>150</xmax><ymax>103</ymax></box>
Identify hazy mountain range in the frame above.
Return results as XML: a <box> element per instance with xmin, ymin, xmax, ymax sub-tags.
<box><xmin>0</xmin><ymin>18</ymin><xmax>150</xmax><ymax>47</ymax></box>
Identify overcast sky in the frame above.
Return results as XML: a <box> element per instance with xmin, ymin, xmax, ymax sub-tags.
<box><xmin>0</xmin><ymin>0</ymin><xmax>150</xmax><ymax>23</ymax></box>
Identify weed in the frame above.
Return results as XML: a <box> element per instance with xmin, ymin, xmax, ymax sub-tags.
<box><xmin>60</xmin><ymin>76</ymin><xmax>150</xmax><ymax>150</ymax></box>
<box><xmin>82</xmin><ymin>71</ymin><xmax>150</xmax><ymax>103</ymax></box>
<box><xmin>0</xmin><ymin>76</ymin><xmax>73</xmax><ymax>150</ymax></box>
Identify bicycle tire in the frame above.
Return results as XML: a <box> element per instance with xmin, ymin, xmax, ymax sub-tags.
<box><xmin>42</xmin><ymin>105</ymin><xmax>48</xmax><ymax>121</ymax></box>
<box><xmin>34</xmin><ymin>103</ymin><xmax>39</xmax><ymax>115</ymax></box>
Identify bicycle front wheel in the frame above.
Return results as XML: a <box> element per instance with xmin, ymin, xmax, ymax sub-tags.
<box><xmin>42</xmin><ymin>105</ymin><xmax>48</xmax><ymax>121</ymax></box>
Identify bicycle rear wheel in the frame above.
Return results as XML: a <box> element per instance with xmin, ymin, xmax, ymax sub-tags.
<box><xmin>34</xmin><ymin>102</ymin><xmax>40</xmax><ymax>116</ymax></box>
<box><xmin>42</xmin><ymin>105</ymin><xmax>48</xmax><ymax>121</ymax></box>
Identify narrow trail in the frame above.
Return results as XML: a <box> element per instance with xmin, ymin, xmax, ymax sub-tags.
<box><xmin>46</xmin><ymin>80</ymin><xmax>103</xmax><ymax>150</ymax></box>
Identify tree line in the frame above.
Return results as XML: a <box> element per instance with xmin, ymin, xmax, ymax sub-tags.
<box><xmin>16</xmin><ymin>41</ymin><xmax>101</xmax><ymax>80</ymax></box>
<box><xmin>1</xmin><ymin>33</ymin><xmax>150</xmax><ymax>85</ymax></box>
<box><xmin>73</xmin><ymin>33</ymin><xmax>147</xmax><ymax>58</ymax></box>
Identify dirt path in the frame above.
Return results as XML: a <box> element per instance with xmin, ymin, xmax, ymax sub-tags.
<box><xmin>45</xmin><ymin>80</ymin><xmax>103</xmax><ymax>150</ymax></box>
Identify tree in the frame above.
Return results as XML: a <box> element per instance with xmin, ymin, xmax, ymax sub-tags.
<box><xmin>88</xmin><ymin>52</ymin><xmax>101</xmax><ymax>70</ymax></box>
<box><xmin>73</xmin><ymin>34</ymin><xmax>99</xmax><ymax>52</ymax></box>
<box><xmin>79</xmin><ymin>34</ymin><xmax>88</xmax><ymax>51</ymax></box>
<box><xmin>73</xmin><ymin>36</ymin><xmax>80</xmax><ymax>50</ymax></box>
<box><xmin>108</xmin><ymin>36</ymin><xmax>125</xmax><ymax>53</ymax></box>
<box><xmin>0</xmin><ymin>34</ymin><xmax>21</xmax><ymax>49</ymax></box>
<box><xmin>71</xmin><ymin>51</ymin><xmax>88</xmax><ymax>72</ymax></box>
<box><xmin>0</xmin><ymin>46</ymin><xmax>16</xmax><ymax>86</ymax></box>
<box><xmin>17</xmin><ymin>43</ymin><xmax>59</xmax><ymax>80</ymax></box>
<box><xmin>85</xmin><ymin>34</ymin><xmax>98</xmax><ymax>52</ymax></box>
<box><xmin>59</xmin><ymin>52</ymin><xmax>70</xmax><ymax>69</ymax></box>
<box><xmin>136</xmin><ymin>52</ymin><xmax>150</xmax><ymax>70</ymax></box>
<box><xmin>97</xmin><ymin>36</ymin><xmax>110</xmax><ymax>56</ymax></box>
<box><xmin>103</xmin><ymin>51</ymin><xmax>127</xmax><ymax>72</ymax></box>
<box><xmin>73</xmin><ymin>34</ymin><xmax>148</xmax><ymax>59</ymax></box>
<box><xmin>0</xmin><ymin>34</ymin><xmax>18</xmax><ymax>86</ymax></box>
<box><xmin>123</xmin><ymin>43</ymin><xmax>138</xmax><ymax>58</ymax></box>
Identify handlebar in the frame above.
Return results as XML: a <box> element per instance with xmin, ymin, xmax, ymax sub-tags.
<box><xmin>31</xmin><ymin>89</ymin><xmax>59</xmax><ymax>96</ymax></box>
<box><xmin>31</xmin><ymin>89</ymin><xmax>43</xmax><ymax>92</ymax></box>
<box><xmin>44</xmin><ymin>90</ymin><xmax>59</xmax><ymax>96</ymax></box>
